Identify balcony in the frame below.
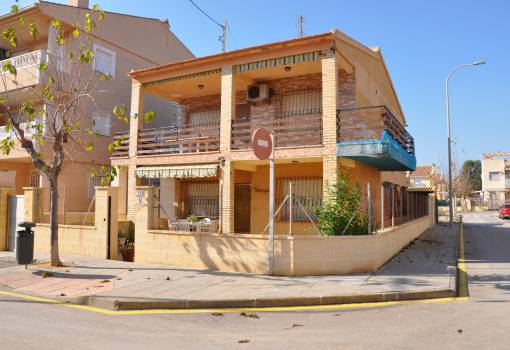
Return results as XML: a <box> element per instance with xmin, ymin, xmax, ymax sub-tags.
<box><xmin>336</xmin><ymin>106</ymin><xmax>416</xmax><ymax>171</ymax></box>
<box><xmin>137</xmin><ymin>122</ymin><xmax>220</xmax><ymax>156</ymax></box>
<box><xmin>0</xmin><ymin>50</ymin><xmax>48</xmax><ymax>93</ymax></box>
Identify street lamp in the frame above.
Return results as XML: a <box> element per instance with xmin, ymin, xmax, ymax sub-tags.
<box><xmin>446</xmin><ymin>60</ymin><xmax>486</xmax><ymax>227</ymax></box>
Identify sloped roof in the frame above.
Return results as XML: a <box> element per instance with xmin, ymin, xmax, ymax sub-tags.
<box><xmin>410</xmin><ymin>165</ymin><xmax>434</xmax><ymax>177</ymax></box>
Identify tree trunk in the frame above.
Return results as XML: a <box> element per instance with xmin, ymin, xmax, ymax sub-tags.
<box><xmin>48</xmin><ymin>175</ymin><xmax>62</xmax><ymax>267</ymax></box>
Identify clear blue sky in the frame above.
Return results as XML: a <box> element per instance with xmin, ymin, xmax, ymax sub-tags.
<box><xmin>4</xmin><ymin>0</ymin><xmax>508</xmax><ymax>170</ymax></box>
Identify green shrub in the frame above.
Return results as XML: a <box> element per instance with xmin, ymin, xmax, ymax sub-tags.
<box><xmin>317</xmin><ymin>173</ymin><xmax>373</xmax><ymax>236</ymax></box>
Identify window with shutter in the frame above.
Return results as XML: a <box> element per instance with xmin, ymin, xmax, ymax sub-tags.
<box><xmin>93</xmin><ymin>44</ymin><xmax>116</xmax><ymax>77</ymax></box>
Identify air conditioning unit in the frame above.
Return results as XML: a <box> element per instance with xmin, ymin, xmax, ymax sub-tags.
<box><xmin>246</xmin><ymin>84</ymin><xmax>269</xmax><ymax>102</ymax></box>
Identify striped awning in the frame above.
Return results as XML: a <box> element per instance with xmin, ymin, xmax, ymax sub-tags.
<box><xmin>235</xmin><ymin>51</ymin><xmax>321</xmax><ymax>73</ymax></box>
<box><xmin>407</xmin><ymin>186</ymin><xmax>434</xmax><ymax>193</ymax></box>
<box><xmin>143</xmin><ymin>68</ymin><xmax>222</xmax><ymax>88</ymax></box>
<box><xmin>135</xmin><ymin>164</ymin><xmax>218</xmax><ymax>179</ymax></box>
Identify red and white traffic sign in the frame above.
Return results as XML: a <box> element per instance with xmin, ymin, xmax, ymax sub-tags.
<box><xmin>251</xmin><ymin>128</ymin><xmax>273</xmax><ymax>160</ymax></box>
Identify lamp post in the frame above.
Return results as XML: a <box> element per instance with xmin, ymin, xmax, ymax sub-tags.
<box><xmin>446</xmin><ymin>60</ymin><xmax>485</xmax><ymax>228</ymax></box>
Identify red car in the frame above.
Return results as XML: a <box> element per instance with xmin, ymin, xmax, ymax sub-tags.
<box><xmin>499</xmin><ymin>205</ymin><xmax>510</xmax><ymax>219</ymax></box>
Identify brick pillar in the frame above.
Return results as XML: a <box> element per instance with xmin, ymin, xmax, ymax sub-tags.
<box><xmin>135</xmin><ymin>186</ymin><xmax>156</xmax><ymax>231</ymax></box>
<box><xmin>127</xmin><ymin>163</ymin><xmax>138</xmax><ymax>221</ymax></box>
<box><xmin>23</xmin><ymin>187</ymin><xmax>43</xmax><ymax>223</ymax></box>
<box><xmin>220</xmin><ymin>65</ymin><xmax>235</xmax><ymax>152</ymax></box>
<box><xmin>321</xmin><ymin>49</ymin><xmax>339</xmax><ymax>202</ymax></box>
<box><xmin>95</xmin><ymin>187</ymin><xmax>119</xmax><ymax>260</ymax></box>
<box><xmin>0</xmin><ymin>187</ymin><xmax>13</xmax><ymax>251</ymax></box>
<box><xmin>220</xmin><ymin>160</ymin><xmax>235</xmax><ymax>234</ymax></box>
<box><xmin>129</xmin><ymin>81</ymin><xmax>144</xmax><ymax>158</ymax></box>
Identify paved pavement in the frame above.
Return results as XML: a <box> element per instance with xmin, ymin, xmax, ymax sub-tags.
<box><xmin>0</xmin><ymin>211</ymin><xmax>509</xmax><ymax>350</ymax></box>
<box><xmin>0</xmin><ymin>224</ymin><xmax>457</xmax><ymax>309</ymax></box>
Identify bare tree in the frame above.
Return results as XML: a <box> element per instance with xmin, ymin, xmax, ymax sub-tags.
<box><xmin>0</xmin><ymin>4</ymin><xmax>143</xmax><ymax>266</ymax></box>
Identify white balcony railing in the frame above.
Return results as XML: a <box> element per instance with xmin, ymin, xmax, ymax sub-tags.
<box><xmin>6</xmin><ymin>49</ymin><xmax>48</xmax><ymax>69</ymax></box>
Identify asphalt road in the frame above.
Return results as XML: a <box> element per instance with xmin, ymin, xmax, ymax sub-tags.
<box><xmin>1</xmin><ymin>211</ymin><xmax>510</xmax><ymax>350</ymax></box>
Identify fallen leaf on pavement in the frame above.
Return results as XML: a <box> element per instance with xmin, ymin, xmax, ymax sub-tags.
<box><xmin>240</xmin><ymin>312</ymin><xmax>259</xmax><ymax>319</ymax></box>
<box><xmin>238</xmin><ymin>339</ymin><xmax>250</xmax><ymax>344</ymax></box>
<box><xmin>211</xmin><ymin>312</ymin><xmax>223</xmax><ymax>317</ymax></box>
<box><xmin>42</xmin><ymin>272</ymin><xmax>53</xmax><ymax>278</ymax></box>
<box><xmin>100</xmin><ymin>279</ymin><xmax>110</xmax><ymax>283</ymax></box>
<box><xmin>457</xmin><ymin>329</ymin><xmax>463</xmax><ymax>334</ymax></box>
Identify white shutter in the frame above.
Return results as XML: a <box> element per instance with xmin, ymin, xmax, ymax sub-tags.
<box><xmin>93</xmin><ymin>44</ymin><xmax>116</xmax><ymax>77</ymax></box>
<box><xmin>92</xmin><ymin>111</ymin><xmax>111</xmax><ymax>136</ymax></box>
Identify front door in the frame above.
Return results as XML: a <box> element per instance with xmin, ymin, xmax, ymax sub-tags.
<box><xmin>234</xmin><ymin>184</ymin><xmax>251</xmax><ymax>233</ymax></box>
<box><xmin>8</xmin><ymin>195</ymin><xmax>24</xmax><ymax>251</ymax></box>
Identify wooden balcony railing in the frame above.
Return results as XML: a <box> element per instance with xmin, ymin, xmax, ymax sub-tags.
<box><xmin>137</xmin><ymin>123</ymin><xmax>220</xmax><ymax>156</ymax></box>
<box><xmin>112</xmin><ymin>131</ymin><xmax>129</xmax><ymax>157</ymax></box>
<box><xmin>336</xmin><ymin>106</ymin><xmax>415</xmax><ymax>155</ymax></box>
<box><xmin>231</xmin><ymin>112</ymin><xmax>323</xmax><ymax>150</ymax></box>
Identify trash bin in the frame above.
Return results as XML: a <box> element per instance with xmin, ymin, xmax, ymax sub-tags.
<box><xmin>16</xmin><ymin>221</ymin><xmax>35</xmax><ymax>266</ymax></box>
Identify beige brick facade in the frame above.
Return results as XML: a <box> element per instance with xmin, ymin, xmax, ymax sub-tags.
<box><xmin>129</xmin><ymin>81</ymin><xmax>144</xmax><ymax>158</ymax></box>
<box><xmin>220</xmin><ymin>65</ymin><xmax>235</xmax><ymax>152</ymax></box>
<box><xmin>321</xmin><ymin>50</ymin><xmax>339</xmax><ymax>201</ymax></box>
<box><xmin>220</xmin><ymin>159</ymin><xmax>235</xmax><ymax>234</ymax></box>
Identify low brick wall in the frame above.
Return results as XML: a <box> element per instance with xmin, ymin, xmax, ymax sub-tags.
<box><xmin>34</xmin><ymin>224</ymin><xmax>108</xmax><ymax>258</ymax></box>
<box><xmin>136</xmin><ymin>215</ymin><xmax>432</xmax><ymax>276</ymax></box>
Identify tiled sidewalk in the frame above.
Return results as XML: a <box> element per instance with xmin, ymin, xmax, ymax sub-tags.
<box><xmin>0</xmin><ymin>224</ymin><xmax>458</xmax><ymax>309</ymax></box>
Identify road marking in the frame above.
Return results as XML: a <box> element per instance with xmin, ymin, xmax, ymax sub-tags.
<box><xmin>0</xmin><ymin>289</ymin><xmax>468</xmax><ymax>315</ymax></box>
<box><xmin>0</xmin><ymin>222</ymin><xmax>469</xmax><ymax>316</ymax></box>
<box><xmin>457</xmin><ymin>221</ymin><xmax>469</xmax><ymax>297</ymax></box>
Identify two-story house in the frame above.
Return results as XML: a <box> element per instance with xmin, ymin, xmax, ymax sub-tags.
<box><xmin>481</xmin><ymin>153</ymin><xmax>510</xmax><ymax>209</ymax></box>
<box><xmin>408</xmin><ymin>165</ymin><xmax>447</xmax><ymax>200</ymax></box>
<box><xmin>0</xmin><ymin>0</ymin><xmax>193</xmax><ymax>217</ymax></box>
<box><xmin>109</xmin><ymin>29</ymin><xmax>431</xmax><ymax>274</ymax></box>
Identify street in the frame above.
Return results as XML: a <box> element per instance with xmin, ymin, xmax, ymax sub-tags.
<box><xmin>1</xmin><ymin>212</ymin><xmax>510</xmax><ymax>350</ymax></box>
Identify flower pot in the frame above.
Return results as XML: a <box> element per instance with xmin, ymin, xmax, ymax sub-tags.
<box><xmin>121</xmin><ymin>249</ymin><xmax>134</xmax><ymax>262</ymax></box>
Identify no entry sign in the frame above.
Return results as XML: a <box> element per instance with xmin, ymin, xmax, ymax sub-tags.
<box><xmin>251</xmin><ymin>128</ymin><xmax>273</xmax><ymax>160</ymax></box>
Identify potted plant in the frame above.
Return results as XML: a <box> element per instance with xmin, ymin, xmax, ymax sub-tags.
<box><xmin>121</xmin><ymin>222</ymin><xmax>135</xmax><ymax>262</ymax></box>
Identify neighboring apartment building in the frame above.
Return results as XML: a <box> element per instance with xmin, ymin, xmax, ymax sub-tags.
<box><xmin>111</xmin><ymin>28</ymin><xmax>421</xmax><ymax>241</ymax></box>
<box><xmin>481</xmin><ymin>153</ymin><xmax>510</xmax><ymax>209</ymax></box>
<box><xmin>408</xmin><ymin>165</ymin><xmax>447</xmax><ymax>200</ymax></box>
<box><xmin>0</xmin><ymin>0</ymin><xmax>193</xmax><ymax>213</ymax></box>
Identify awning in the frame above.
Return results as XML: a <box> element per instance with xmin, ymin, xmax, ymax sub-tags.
<box><xmin>135</xmin><ymin>164</ymin><xmax>218</xmax><ymax>179</ymax></box>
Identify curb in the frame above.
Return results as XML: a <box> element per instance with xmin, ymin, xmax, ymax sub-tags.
<box><xmin>81</xmin><ymin>288</ymin><xmax>457</xmax><ymax>311</ymax></box>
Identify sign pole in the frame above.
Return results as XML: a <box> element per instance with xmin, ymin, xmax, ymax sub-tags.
<box><xmin>251</xmin><ymin>127</ymin><xmax>275</xmax><ymax>275</ymax></box>
<box><xmin>269</xmin><ymin>155</ymin><xmax>275</xmax><ymax>275</ymax></box>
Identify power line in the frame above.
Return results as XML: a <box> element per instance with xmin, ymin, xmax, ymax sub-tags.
<box><xmin>186</xmin><ymin>0</ymin><xmax>227</xmax><ymax>52</ymax></box>
<box><xmin>186</xmin><ymin>0</ymin><xmax>224</xmax><ymax>28</ymax></box>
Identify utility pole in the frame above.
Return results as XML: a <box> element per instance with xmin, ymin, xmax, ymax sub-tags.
<box><xmin>298</xmin><ymin>15</ymin><xmax>304</xmax><ymax>37</ymax></box>
<box><xmin>221</xmin><ymin>20</ymin><xmax>227</xmax><ymax>52</ymax></box>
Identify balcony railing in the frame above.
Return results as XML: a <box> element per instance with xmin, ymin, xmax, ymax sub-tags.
<box><xmin>137</xmin><ymin>123</ymin><xmax>220</xmax><ymax>156</ymax></box>
<box><xmin>112</xmin><ymin>131</ymin><xmax>129</xmax><ymax>157</ymax></box>
<box><xmin>8</xmin><ymin>50</ymin><xmax>47</xmax><ymax>68</ymax></box>
<box><xmin>336</xmin><ymin>106</ymin><xmax>415</xmax><ymax>155</ymax></box>
<box><xmin>231</xmin><ymin>112</ymin><xmax>322</xmax><ymax>150</ymax></box>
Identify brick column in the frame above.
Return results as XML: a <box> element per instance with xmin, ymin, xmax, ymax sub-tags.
<box><xmin>220</xmin><ymin>65</ymin><xmax>235</xmax><ymax>152</ymax></box>
<box><xmin>111</xmin><ymin>166</ymin><xmax>128</xmax><ymax>220</ymax></box>
<box><xmin>129</xmin><ymin>81</ymin><xmax>144</xmax><ymax>158</ymax></box>
<box><xmin>220</xmin><ymin>160</ymin><xmax>235</xmax><ymax>234</ymax></box>
<box><xmin>23</xmin><ymin>187</ymin><xmax>43</xmax><ymax>223</ymax></box>
<box><xmin>0</xmin><ymin>187</ymin><xmax>13</xmax><ymax>251</ymax></box>
<box><xmin>321</xmin><ymin>49</ymin><xmax>339</xmax><ymax>203</ymax></box>
<box><xmin>127</xmin><ymin>163</ymin><xmax>138</xmax><ymax>221</ymax></box>
<box><xmin>95</xmin><ymin>187</ymin><xmax>119</xmax><ymax>260</ymax></box>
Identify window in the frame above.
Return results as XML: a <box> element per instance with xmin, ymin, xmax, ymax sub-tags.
<box><xmin>189</xmin><ymin>110</ymin><xmax>220</xmax><ymax>127</ymax></box>
<box><xmin>277</xmin><ymin>177</ymin><xmax>322</xmax><ymax>220</ymax></box>
<box><xmin>182</xmin><ymin>182</ymin><xmax>219</xmax><ymax>218</ymax></box>
<box><xmin>93</xmin><ymin>44</ymin><xmax>116</xmax><ymax>77</ymax></box>
<box><xmin>92</xmin><ymin>111</ymin><xmax>111</xmax><ymax>136</ymax></box>
<box><xmin>88</xmin><ymin>176</ymin><xmax>107</xmax><ymax>199</ymax></box>
<box><xmin>489</xmin><ymin>172</ymin><xmax>501</xmax><ymax>181</ymax></box>
<box><xmin>140</xmin><ymin>177</ymin><xmax>160</xmax><ymax>187</ymax></box>
<box><xmin>30</xmin><ymin>172</ymin><xmax>40</xmax><ymax>187</ymax></box>
<box><xmin>280</xmin><ymin>91</ymin><xmax>322</xmax><ymax>116</ymax></box>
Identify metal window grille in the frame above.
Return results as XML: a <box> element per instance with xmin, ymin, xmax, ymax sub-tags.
<box><xmin>30</xmin><ymin>172</ymin><xmax>40</xmax><ymax>187</ymax></box>
<box><xmin>88</xmin><ymin>176</ymin><xmax>106</xmax><ymax>199</ymax></box>
<box><xmin>140</xmin><ymin>177</ymin><xmax>161</xmax><ymax>187</ymax></box>
<box><xmin>182</xmin><ymin>182</ymin><xmax>219</xmax><ymax>218</ymax></box>
<box><xmin>277</xmin><ymin>177</ymin><xmax>322</xmax><ymax>220</ymax></box>
<box><xmin>189</xmin><ymin>110</ymin><xmax>220</xmax><ymax>127</ymax></box>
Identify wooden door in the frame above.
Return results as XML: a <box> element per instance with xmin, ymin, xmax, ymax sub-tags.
<box><xmin>234</xmin><ymin>184</ymin><xmax>251</xmax><ymax>233</ymax></box>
